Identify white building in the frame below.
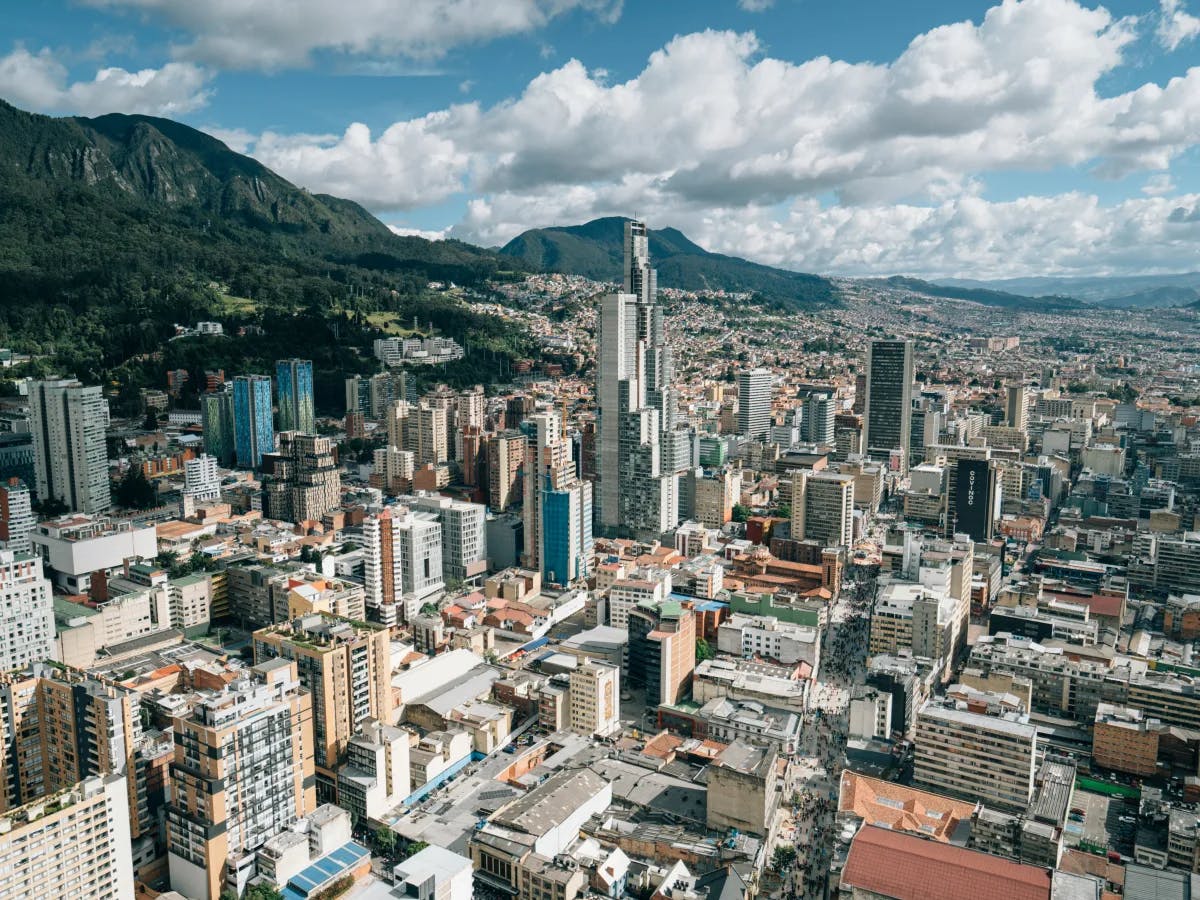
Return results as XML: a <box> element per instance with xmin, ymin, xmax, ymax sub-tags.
<box><xmin>409</xmin><ymin>493</ymin><xmax>488</xmax><ymax>584</ymax></box>
<box><xmin>31</xmin><ymin>515</ymin><xmax>157</xmax><ymax>594</ymax></box>
<box><xmin>607</xmin><ymin>568</ymin><xmax>672</xmax><ymax>629</ymax></box>
<box><xmin>394</xmin><ymin>845</ymin><xmax>474</xmax><ymax>900</ymax></box>
<box><xmin>0</xmin><ymin>478</ymin><xmax>35</xmax><ymax>553</ymax></box>
<box><xmin>716</xmin><ymin>614</ymin><xmax>821</xmax><ymax>670</ymax></box>
<box><xmin>337</xmin><ymin>718</ymin><xmax>411</xmax><ymax>824</ymax></box>
<box><xmin>737</xmin><ymin>368</ymin><xmax>772</xmax><ymax>440</ymax></box>
<box><xmin>0</xmin><ymin>550</ymin><xmax>55</xmax><ymax>670</ymax></box>
<box><xmin>184</xmin><ymin>454</ymin><xmax>221</xmax><ymax>504</ymax></box>
<box><xmin>362</xmin><ymin>506</ymin><xmax>444</xmax><ymax>626</ymax></box>
<box><xmin>28</xmin><ymin>379</ymin><xmax>111</xmax><ymax>514</ymax></box>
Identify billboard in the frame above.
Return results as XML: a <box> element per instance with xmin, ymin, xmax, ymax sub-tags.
<box><xmin>955</xmin><ymin>458</ymin><xmax>992</xmax><ymax>540</ymax></box>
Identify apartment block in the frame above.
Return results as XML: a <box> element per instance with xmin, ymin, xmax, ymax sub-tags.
<box><xmin>568</xmin><ymin>659</ymin><xmax>621</xmax><ymax>738</ymax></box>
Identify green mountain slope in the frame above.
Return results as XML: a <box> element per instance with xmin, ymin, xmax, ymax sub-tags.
<box><xmin>881</xmin><ymin>276</ymin><xmax>1084</xmax><ymax>310</ymax></box>
<box><xmin>500</xmin><ymin>216</ymin><xmax>834</xmax><ymax>307</ymax></box>
<box><xmin>0</xmin><ymin>100</ymin><xmax>532</xmax><ymax>412</ymax></box>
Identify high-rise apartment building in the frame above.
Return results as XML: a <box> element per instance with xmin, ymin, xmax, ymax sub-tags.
<box><xmin>28</xmin><ymin>378</ymin><xmax>111</xmax><ymax>514</ymax></box>
<box><xmin>791</xmin><ymin>471</ymin><xmax>855</xmax><ymax>548</ymax></box>
<box><xmin>261</xmin><ymin>432</ymin><xmax>342</xmax><ymax>523</ymax></box>
<box><xmin>863</xmin><ymin>340</ymin><xmax>914</xmax><ymax>470</ymax></box>
<box><xmin>803</xmin><ymin>392</ymin><xmax>836</xmax><ymax>445</ymax></box>
<box><xmin>596</xmin><ymin>220</ymin><xmax>681</xmax><ymax>540</ymax></box>
<box><xmin>386</xmin><ymin>401</ymin><xmax>449</xmax><ymax>467</ymax></box>
<box><xmin>737</xmin><ymin>368</ymin><xmax>772</xmax><ymax>440</ymax></box>
<box><xmin>183</xmin><ymin>454</ymin><xmax>221</xmax><ymax>506</ymax></box>
<box><xmin>253</xmin><ymin>614</ymin><xmax>392</xmax><ymax>799</ymax></box>
<box><xmin>1006</xmin><ymin>383</ymin><xmax>1029</xmax><ymax>431</ymax></box>
<box><xmin>337</xmin><ymin>718</ymin><xmax>411</xmax><ymax>824</ymax></box>
<box><xmin>232</xmin><ymin>374</ymin><xmax>275</xmax><ymax>469</ymax></box>
<box><xmin>569</xmin><ymin>659</ymin><xmax>620</xmax><ymax>738</ymax></box>
<box><xmin>485</xmin><ymin>430</ymin><xmax>526</xmax><ymax>511</ymax></box>
<box><xmin>201</xmin><ymin>388</ymin><xmax>236</xmax><ymax>466</ymax></box>
<box><xmin>627</xmin><ymin>599</ymin><xmax>696</xmax><ymax>706</ymax></box>
<box><xmin>362</xmin><ymin>506</ymin><xmax>444</xmax><ymax>626</ymax></box>
<box><xmin>0</xmin><ymin>550</ymin><xmax>55</xmax><ymax>671</ymax></box>
<box><xmin>0</xmin><ymin>478</ymin><xmax>34</xmax><ymax>553</ymax></box>
<box><xmin>167</xmin><ymin>659</ymin><xmax>315</xmax><ymax>900</ymax></box>
<box><xmin>276</xmin><ymin>358</ymin><xmax>316</xmax><ymax>434</ymax></box>
<box><xmin>522</xmin><ymin>411</ymin><xmax>593</xmax><ymax>584</ymax></box>
<box><xmin>0</xmin><ymin>774</ymin><xmax>135</xmax><ymax>900</ymax></box>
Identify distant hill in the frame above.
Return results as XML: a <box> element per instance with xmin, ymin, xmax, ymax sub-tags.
<box><xmin>500</xmin><ymin>216</ymin><xmax>834</xmax><ymax>307</ymax></box>
<box><xmin>873</xmin><ymin>276</ymin><xmax>1083</xmax><ymax>310</ymax></box>
<box><xmin>937</xmin><ymin>272</ymin><xmax>1200</xmax><ymax>308</ymax></box>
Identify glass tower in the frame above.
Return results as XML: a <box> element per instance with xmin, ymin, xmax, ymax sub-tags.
<box><xmin>233</xmin><ymin>375</ymin><xmax>275</xmax><ymax>469</ymax></box>
<box><xmin>276</xmin><ymin>359</ymin><xmax>315</xmax><ymax>434</ymax></box>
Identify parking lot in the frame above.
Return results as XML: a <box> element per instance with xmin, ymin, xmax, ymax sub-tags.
<box><xmin>1066</xmin><ymin>789</ymin><xmax>1137</xmax><ymax>856</ymax></box>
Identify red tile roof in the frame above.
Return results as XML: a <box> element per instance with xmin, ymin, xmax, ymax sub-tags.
<box><xmin>840</xmin><ymin>825</ymin><xmax>1052</xmax><ymax>900</ymax></box>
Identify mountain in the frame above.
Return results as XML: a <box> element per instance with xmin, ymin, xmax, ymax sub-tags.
<box><xmin>937</xmin><ymin>273</ymin><xmax>1200</xmax><ymax>308</ymax></box>
<box><xmin>870</xmin><ymin>276</ymin><xmax>1083</xmax><ymax>310</ymax></box>
<box><xmin>500</xmin><ymin>216</ymin><xmax>834</xmax><ymax>307</ymax></box>
<box><xmin>0</xmin><ymin>99</ymin><xmax>531</xmax><ymax>413</ymax></box>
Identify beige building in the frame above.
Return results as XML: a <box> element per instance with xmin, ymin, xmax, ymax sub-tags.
<box><xmin>706</xmin><ymin>742</ymin><xmax>780</xmax><ymax>837</ymax></box>
<box><xmin>792</xmin><ymin>470</ymin><xmax>854</xmax><ymax>548</ymax></box>
<box><xmin>1092</xmin><ymin>704</ymin><xmax>1160</xmax><ymax>777</ymax></box>
<box><xmin>337</xmin><ymin>718</ymin><xmax>412</xmax><ymax>824</ymax></box>
<box><xmin>0</xmin><ymin>774</ymin><xmax>134</xmax><ymax>900</ymax></box>
<box><xmin>569</xmin><ymin>660</ymin><xmax>621</xmax><ymax>738</ymax></box>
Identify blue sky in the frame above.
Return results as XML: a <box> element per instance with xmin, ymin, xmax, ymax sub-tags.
<box><xmin>3</xmin><ymin>0</ymin><xmax>1200</xmax><ymax>277</ymax></box>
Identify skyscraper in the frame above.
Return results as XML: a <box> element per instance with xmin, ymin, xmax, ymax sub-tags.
<box><xmin>1006</xmin><ymin>383</ymin><xmax>1029</xmax><ymax>431</ymax></box>
<box><xmin>737</xmin><ymin>368</ymin><xmax>772</xmax><ymax>440</ymax></box>
<box><xmin>362</xmin><ymin>506</ymin><xmax>444</xmax><ymax>626</ymax></box>
<box><xmin>261</xmin><ymin>432</ymin><xmax>342</xmax><ymax>524</ymax></box>
<box><xmin>201</xmin><ymin>388</ymin><xmax>236</xmax><ymax>465</ymax></box>
<box><xmin>596</xmin><ymin>220</ymin><xmax>680</xmax><ymax>539</ymax></box>
<box><xmin>28</xmin><ymin>378</ymin><xmax>111</xmax><ymax>514</ymax></box>
<box><xmin>791</xmin><ymin>470</ymin><xmax>855</xmax><ymax>548</ymax></box>
<box><xmin>803</xmin><ymin>392</ymin><xmax>836</xmax><ymax>445</ymax></box>
<box><xmin>232</xmin><ymin>374</ymin><xmax>275</xmax><ymax>469</ymax></box>
<box><xmin>863</xmin><ymin>340</ymin><xmax>914</xmax><ymax>470</ymax></box>
<box><xmin>276</xmin><ymin>358</ymin><xmax>316</xmax><ymax>434</ymax></box>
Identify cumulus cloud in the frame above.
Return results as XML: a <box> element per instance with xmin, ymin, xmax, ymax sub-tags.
<box><xmin>1158</xmin><ymin>0</ymin><xmax>1200</xmax><ymax>50</ymax></box>
<box><xmin>738</xmin><ymin>0</ymin><xmax>776</xmax><ymax>11</ymax></box>
<box><xmin>82</xmin><ymin>0</ymin><xmax>623</xmax><ymax>69</ymax></box>
<box><xmin>0</xmin><ymin>46</ymin><xmax>211</xmax><ymax>116</ymax></box>
<box><xmin>387</xmin><ymin>224</ymin><xmax>450</xmax><ymax>241</ymax></box>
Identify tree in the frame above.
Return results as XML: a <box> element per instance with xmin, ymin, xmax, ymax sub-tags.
<box><xmin>398</xmin><ymin>840</ymin><xmax>429</xmax><ymax>861</ymax></box>
<box><xmin>775</xmin><ymin>504</ymin><xmax>791</xmax><ymax>521</ymax></box>
<box><xmin>243</xmin><ymin>887</ymin><xmax>285</xmax><ymax>900</ymax></box>
<box><xmin>115</xmin><ymin>466</ymin><xmax>157</xmax><ymax>509</ymax></box>
<box><xmin>696</xmin><ymin>638</ymin><xmax>714</xmax><ymax>662</ymax></box>
<box><xmin>772</xmin><ymin>845</ymin><xmax>797</xmax><ymax>872</ymax></box>
<box><xmin>374</xmin><ymin>825</ymin><xmax>397</xmax><ymax>857</ymax></box>
<box><xmin>142</xmin><ymin>409</ymin><xmax>159</xmax><ymax>431</ymax></box>
<box><xmin>731</xmin><ymin>504</ymin><xmax>750</xmax><ymax>523</ymax></box>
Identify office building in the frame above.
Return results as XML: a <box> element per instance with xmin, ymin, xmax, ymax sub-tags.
<box><xmin>0</xmin><ymin>774</ymin><xmax>135</xmax><ymax>900</ymax></box>
<box><xmin>863</xmin><ymin>340</ymin><xmax>914</xmax><ymax>470</ymax></box>
<box><xmin>737</xmin><ymin>368</ymin><xmax>772</xmax><ymax>440</ymax></box>
<box><xmin>804</xmin><ymin>392</ymin><xmax>836</xmax><ymax>445</ymax></box>
<box><xmin>201</xmin><ymin>389</ymin><xmax>236</xmax><ymax>466</ymax></box>
<box><xmin>232</xmin><ymin>374</ymin><xmax>275</xmax><ymax>469</ymax></box>
<box><xmin>28</xmin><ymin>378</ymin><xmax>111</xmax><ymax>514</ymax></box>
<box><xmin>524</xmin><ymin>411</ymin><xmax>593</xmax><ymax>585</ymax></box>
<box><xmin>1006</xmin><ymin>383</ymin><xmax>1029</xmax><ymax>431</ymax></box>
<box><xmin>261</xmin><ymin>432</ymin><xmax>342</xmax><ymax>524</ymax></box>
<box><xmin>253</xmin><ymin>614</ymin><xmax>392</xmax><ymax>799</ymax></box>
<box><xmin>792</xmin><ymin>470</ymin><xmax>854</xmax><ymax>548</ymax></box>
<box><xmin>0</xmin><ymin>477</ymin><xmax>34</xmax><ymax>553</ymax></box>
<box><xmin>596</xmin><ymin>220</ymin><xmax>680</xmax><ymax>540</ymax></box>
<box><xmin>569</xmin><ymin>659</ymin><xmax>620</xmax><ymax>738</ymax></box>
<box><xmin>183</xmin><ymin>454</ymin><xmax>221</xmax><ymax>508</ymax></box>
<box><xmin>167</xmin><ymin>660</ymin><xmax>316</xmax><ymax>900</ymax></box>
<box><xmin>276</xmin><ymin>358</ymin><xmax>315</xmax><ymax>434</ymax></box>
<box><xmin>627</xmin><ymin>599</ymin><xmax>696</xmax><ymax>706</ymax></box>
<box><xmin>913</xmin><ymin>699</ymin><xmax>1038</xmax><ymax>813</ymax></box>
<box><xmin>362</xmin><ymin>505</ymin><xmax>444</xmax><ymax>626</ymax></box>
<box><xmin>409</xmin><ymin>493</ymin><xmax>488</xmax><ymax>584</ymax></box>
<box><xmin>0</xmin><ymin>550</ymin><xmax>55</xmax><ymax>671</ymax></box>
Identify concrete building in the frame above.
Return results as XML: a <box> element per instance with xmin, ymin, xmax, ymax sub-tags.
<box><xmin>913</xmin><ymin>699</ymin><xmax>1038</xmax><ymax>813</ymax></box>
<box><xmin>627</xmin><ymin>599</ymin><xmax>695</xmax><ymax>706</ymax></box>
<box><xmin>261</xmin><ymin>432</ymin><xmax>342</xmax><ymax>524</ymax></box>
<box><xmin>167</xmin><ymin>660</ymin><xmax>316</xmax><ymax>900</ymax></box>
<box><xmin>792</xmin><ymin>470</ymin><xmax>855</xmax><ymax>548</ymax></box>
<box><xmin>485</xmin><ymin>430</ymin><xmax>526</xmax><ymax>512</ymax></box>
<box><xmin>0</xmin><ymin>477</ymin><xmax>34</xmax><ymax>553</ymax></box>
<box><xmin>0</xmin><ymin>774</ymin><xmax>134</xmax><ymax>900</ymax></box>
<box><xmin>394</xmin><ymin>845</ymin><xmax>474</xmax><ymax>900</ymax></box>
<box><xmin>183</xmin><ymin>453</ymin><xmax>221</xmax><ymax>510</ymax></box>
<box><xmin>337</xmin><ymin>718</ymin><xmax>412</xmax><ymax>824</ymax></box>
<box><xmin>253</xmin><ymin>614</ymin><xmax>392</xmax><ymax>799</ymax></box>
<box><xmin>362</xmin><ymin>505</ymin><xmax>444</xmax><ymax>626</ymax></box>
<box><xmin>32</xmin><ymin>514</ymin><xmax>157</xmax><ymax>594</ymax></box>
<box><xmin>569</xmin><ymin>659</ymin><xmax>621</xmax><ymax>738</ymax></box>
<box><xmin>717</xmin><ymin>613</ymin><xmax>820</xmax><ymax>669</ymax></box>
<box><xmin>0</xmin><ymin>550</ymin><xmax>55</xmax><ymax>671</ymax></box>
<box><xmin>1092</xmin><ymin>704</ymin><xmax>1161</xmax><ymax>777</ymax></box>
<box><xmin>706</xmin><ymin>742</ymin><xmax>779</xmax><ymax>837</ymax></box>
<box><xmin>1007</xmin><ymin>383</ymin><xmax>1029</xmax><ymax>431</ymax></box>
<box><xmin>737</xmin><ymin>368</ymin><xmax>772</xmax><ymax>440</ymax></box>
<box><xmin>28</xmin><ymin>378</ymin><xmax>111</xmax><ymax>514</ymax></box>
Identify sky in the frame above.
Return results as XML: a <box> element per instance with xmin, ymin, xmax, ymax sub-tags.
<box><xmin>4</xmin><ymin>0</ymin><xmax>1200</xmax><ymax>279</ymax></box>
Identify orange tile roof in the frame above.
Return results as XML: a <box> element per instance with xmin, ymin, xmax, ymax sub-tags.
<box><xmin>838</xmin><ymin>772</ymin><xmax>976</xmax><ymax>844</ymax></box>
<box><xmin>840</xmin><ymin>826</ymin><xmax>1051</xmax><ymax>900</ymax></box>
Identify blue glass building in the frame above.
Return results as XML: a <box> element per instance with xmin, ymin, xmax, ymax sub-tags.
<box><xmin>233</xmin><ymin>375</ymin><xmax>275</xmax><ymax>469</ymax></box>
<box><xmin>276</xmin><ymin>359</ymin><xmax>315</xmax><ymax>434</ymax></box>
<box><xmin>539</xmin><ymin>474</ymin><xmax>593</xmax><ymax>586</ymax></box>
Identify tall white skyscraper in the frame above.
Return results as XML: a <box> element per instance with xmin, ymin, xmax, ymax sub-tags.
<box><xmin>737</xmin><ymin>368</ymin><xmax>772</xmax><ymax>440</ymax></box>
<box><xmin>29</xmin><ymin>379</ymin><xmax>111</xmax><ymax>514</ymax></box>
<box><xmin>596</xmin><ymin>220</ymin><xmax>682</xmax><ymax>540</ymax></box>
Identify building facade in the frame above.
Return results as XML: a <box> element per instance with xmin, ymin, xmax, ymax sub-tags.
<box><xmin>28</xmin><ymin>378</ymin><xmax>111</xmax><ymax>514</ymax></box>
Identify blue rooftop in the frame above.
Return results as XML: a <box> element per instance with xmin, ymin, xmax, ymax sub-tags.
<box><xmin>282</xmin><ymin>841</ymin><xmax>369</xmax><ymax>899</ymax></box>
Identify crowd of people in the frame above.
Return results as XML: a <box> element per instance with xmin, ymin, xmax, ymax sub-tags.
<box><xmin>776</xmin><ymin>573</ymin><xmax>876</xmax><ymax>899</ymax></box>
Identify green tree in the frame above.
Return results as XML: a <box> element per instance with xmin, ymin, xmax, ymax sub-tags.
<box><xmin>775</xmin><ymin>504</ymin><xmax>791</xmax><ymax>521</ymax></box>
<box><xmin>243</xmin><ymin>886</ymin><xmax>285</xmax><ymax>900</ymax></box>
<box><xmin>772</xmin><ymin>845</ymin><xmax>797</xmax><ymax>872</ymax></box>
<box><xmin>696</xmin><ymin>638</ymin><xmax>714</xmax><ymax>662</ymax></box>
<box><xmin>143</xmin><ymin>409</ymin><xmax>160</xmax><ymax>431</ymax></box>
<box><xmin>399</xmin><ymin>840</ymin><xmax>429</xmax><ymax>861</ymax></box>
<box><xmin>731</xmin><ymin>504</ymin><xmax>750</xmax><ymax>523</ymax></box>
<box><xmin>375</xmin><ymin>825</ymin><xmax>397</xmax><ymax>857</ymax></box>
<box><xmin>115</xmin><ymin>466</ymin><xmax>157</xmax><ymax>509</ymax></box>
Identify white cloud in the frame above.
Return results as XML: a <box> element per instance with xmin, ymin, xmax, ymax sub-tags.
<box><xmin>1142</xmin><ymin>173</ymin><xmax>1176</xmax><ymax>196</ymax></box>
<box><xmin>387</xmin><ymin>224</ymin><xmax>450</xmax><ymax>241</ymax></box>
<box><xmin>1158</xmin><ymin>0</ymin><xmax>1200</xmax><ymax>50</ymax></box>
<box><xmin>738</xmin><ymin>0</ymin><xmax>776</xmax><ymax>11</ymax></box>
<box><xmin>82</xmin><ymin>0</ymin><xmax>622</xmax><ymax>69</ymax></box>
<box><xmin>0</xmin><ymin>46</ymin><xmax>211</xmax><ymax>116</ymax></box>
